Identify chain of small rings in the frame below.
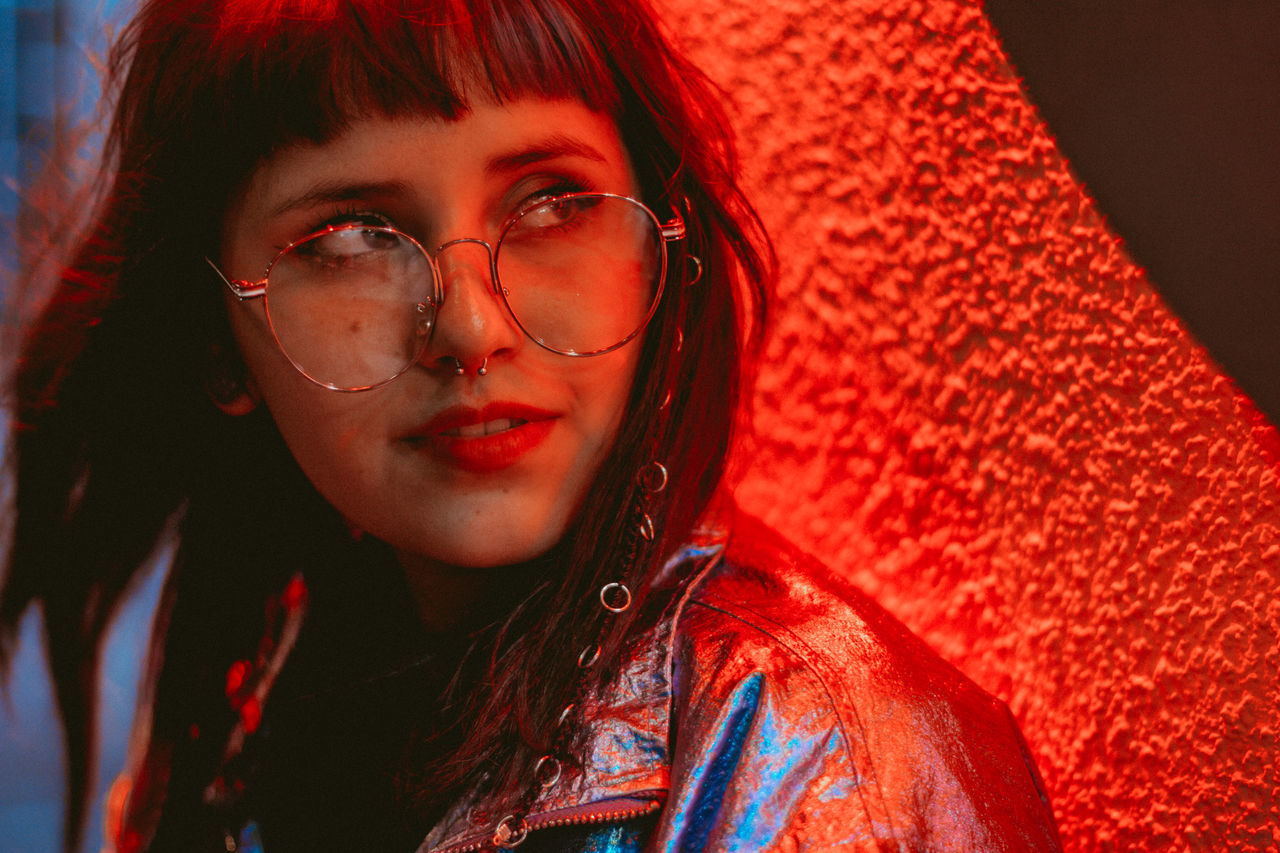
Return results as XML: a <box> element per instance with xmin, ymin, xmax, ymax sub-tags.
<box><xmin>492</xmin><ymin>461</ymin><xmax>668</xmax><ymax>849</ymax></box>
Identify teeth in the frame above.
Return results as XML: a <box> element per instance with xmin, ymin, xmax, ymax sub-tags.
<box><xmin>444</xmin><ymin>418</ymin><xmax>527</xmax><ymax>438</ymax></box>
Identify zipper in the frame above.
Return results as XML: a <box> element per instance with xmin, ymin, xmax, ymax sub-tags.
<box><xmin>526</xmin><ymin>795</ymin><xmax>663</xmax><ymax>833</ymax></box>
<box><xmin>428</xmin><ymin>794</ymin><xmax>664</xmax><ymax>853</ymax></box>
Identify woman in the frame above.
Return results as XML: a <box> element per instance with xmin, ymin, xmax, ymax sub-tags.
<box><xmin>0</xmin><ymin>0</ymin><xmax>1062</xmax><ymax>850</ymax></box>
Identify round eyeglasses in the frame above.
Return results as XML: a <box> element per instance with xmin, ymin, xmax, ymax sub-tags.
<box><xmin>207</xmin><ymin>193</ymin><xmax>686</xmax><ymax>391</ymax></box>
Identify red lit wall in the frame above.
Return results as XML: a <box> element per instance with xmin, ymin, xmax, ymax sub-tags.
<box><xmin>659</xmin><ymin>0</ymin><xmax>1280</xmax><ymax>848</ymax></box>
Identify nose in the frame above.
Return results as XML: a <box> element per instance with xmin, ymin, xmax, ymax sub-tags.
<box><xmin>421</xmin><ymin>238</ymin><xmax>521</xmax><ymax>375</ymax></box>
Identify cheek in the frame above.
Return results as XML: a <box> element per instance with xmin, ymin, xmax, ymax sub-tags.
<box><xmin>581</xmin><ymin>349</ymin><xmax>642</xmax><ymax>456</ymax></box>
<box><xmin>224</xmin><ymin>299</ymin><xmax>276</xmax><ymax>379</ymax></box>
<box><xmin>259</xmin><ymin>376</ymin><xmax>371</xmax><ymax>485</ymax></box>
<box><xmin>226</xmin><ymin>303</ymin><xmax>369</xmax><ymax>469</ymax></box>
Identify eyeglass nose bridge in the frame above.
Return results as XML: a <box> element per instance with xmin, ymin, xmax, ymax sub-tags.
<box><xmin>432</xmin><ymin>237</ymin><xmax>501</xmax><ymax>297</ymax></box>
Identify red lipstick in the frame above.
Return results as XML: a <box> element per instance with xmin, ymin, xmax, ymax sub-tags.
<box><xmin>404</xmin><ymin>403</ymin><xmax>557</xmax><ymax>473</ymax></box>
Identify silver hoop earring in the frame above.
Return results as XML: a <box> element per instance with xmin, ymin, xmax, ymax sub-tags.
<box><xmin>685</xmin><ymin>255</ymin><xmax>703</xmax><ymax>286</ymax></box>
<box><xmin>478</xmin><ymin>358</ymin><xmax>488</xmax><ymax>376</ymax></box>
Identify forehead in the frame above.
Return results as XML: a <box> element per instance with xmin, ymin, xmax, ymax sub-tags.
<box><xmin>227</xmin><ymin>99</ymin><xmax>635</xmax><ymax>229</ymax></box>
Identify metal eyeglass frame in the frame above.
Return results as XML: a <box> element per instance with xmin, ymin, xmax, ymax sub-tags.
<box><xmin>205</xmin><ymin>192</ymin><xmax>688</xmax><ymax>392</ymax></box>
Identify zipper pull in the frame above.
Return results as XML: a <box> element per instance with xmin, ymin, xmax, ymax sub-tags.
<box><xmin>493</xmin><ymin>814</ymin><xmax>529</xmax><ymax>848</ymax></box>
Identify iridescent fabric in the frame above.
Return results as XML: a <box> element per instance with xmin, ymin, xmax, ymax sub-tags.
<box><xmin>419</xmin><ymin>514</ymin><xmax>1062</xmax><ymax>852</ymax></box>
<box><xmin>520</xmin><ymin>817</ymin><xmax>655</xmax><ymax>853</ymax></box>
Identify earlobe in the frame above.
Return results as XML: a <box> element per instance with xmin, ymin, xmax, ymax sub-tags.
<box><xmin>205</xmin><ymin>344</ymin><xmax>261</xmax><ymax>416</ymax></box>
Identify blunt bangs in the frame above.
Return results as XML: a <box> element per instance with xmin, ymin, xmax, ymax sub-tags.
<box><xmin>114</xmin><ymin>0</ymin><xmax>628</xmax><ymax>219</ymax></box>
<box><xmin>205</xmin><ymin>0</ymin><xmax>622</xmax><ymax>148</ymax></box>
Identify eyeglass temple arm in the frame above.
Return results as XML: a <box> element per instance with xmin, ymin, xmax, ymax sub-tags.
<box><xmin>205</xmin><ymin>257</ymin><xmax>267</xmax><ymax>300</ymax></box>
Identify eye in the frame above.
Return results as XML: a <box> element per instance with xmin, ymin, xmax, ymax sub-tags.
<box><xmin>507</xmin><ymin>194</ymin><xmax>603</xmax><ymax>238</ymax></box>
<box><xmin>290</xmin><ymin>224</ymin><xmax>406</xmax><ymax>268</ymax></box>
<box><xmin>298</xmin><ymin>209</ymin><xmax>397</xmax><ymax>245</ymax></box>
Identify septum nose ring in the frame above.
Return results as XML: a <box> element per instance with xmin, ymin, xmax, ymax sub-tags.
<box><xmin>452</xmin><ymin>357</ymin><xmax>488</xmax><ymax>376</ymax></box>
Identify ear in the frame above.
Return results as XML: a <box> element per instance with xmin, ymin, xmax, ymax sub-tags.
<box><xmin>205</xmin><ymin>343</ymin><xmax>261</xmax><ymax>416</ymax></box>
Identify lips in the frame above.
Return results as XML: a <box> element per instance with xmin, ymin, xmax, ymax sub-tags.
<box><xmin>403</xmin><ymin>403</ymin><xmax>557</xmax><ymax>473</ymax></box>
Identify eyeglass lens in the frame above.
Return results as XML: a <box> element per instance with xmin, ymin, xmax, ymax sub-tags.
<box><xmin>262</xmin><ymin>194</ymin><xmax>664</xmax><ymax>390</ymax></box>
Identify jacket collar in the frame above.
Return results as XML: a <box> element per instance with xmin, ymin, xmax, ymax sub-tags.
<box><xmin>418</xmin><ymin>542</ymin><xmax>725</xmax><ymax>853</ymax></box>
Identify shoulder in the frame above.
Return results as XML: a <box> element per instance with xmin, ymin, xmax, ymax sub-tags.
<box><xmin>686</xmin><ymin>517</ymin><xmax>999</xmax><ymax>724</ymax></box>
<box><xmin>658</xmin><ymin>513</ymin><xmax>1061</xmax><ymax>852</ymax></box>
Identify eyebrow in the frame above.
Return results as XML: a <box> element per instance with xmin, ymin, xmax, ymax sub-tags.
<box><xmin>266</xmin><ymin>135</ymin><xmax>610</xmax><ymax>220</ymax></box>
<box><xmin>267</xmin><ymin>179</ymin><xmax>411</xmax><ymax>220</ymax></box>
<box><xmin>484</xmin><ymin>135</ymin><xmax>609</xmax><ymax>176</ymax></box>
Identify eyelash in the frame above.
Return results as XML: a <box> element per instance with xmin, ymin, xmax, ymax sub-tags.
<box><xmin>306</xmin><ymin>206</ymin><xmax>392</xmax><ymax>234</ymax></box>
<box><xmin>297</xmin><ymin>175</ymin><xmax>600</xmax><ymax>240</ymax></box>
<box><xmin>514</xmin><ymin>176</ymin><xmax>595</xmax><ymax>214</ymax></box>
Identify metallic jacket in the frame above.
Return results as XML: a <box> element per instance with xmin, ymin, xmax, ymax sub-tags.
<box><xmin>415</xmin><ymin>522</ymin><xmax>1062</xmax><ymax>853</ymax></box>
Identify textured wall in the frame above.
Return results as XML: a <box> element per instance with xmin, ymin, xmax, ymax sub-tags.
<box><xmin>657</xmin><ymin>0</ymin><xmax>1280</xmax><ymax>849</ymax></box>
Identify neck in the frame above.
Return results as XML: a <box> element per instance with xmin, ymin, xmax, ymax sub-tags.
<box><xmin>394</xmin><ymin>549</ymin><xmax>545</xmax><ymax>634</ymax></box>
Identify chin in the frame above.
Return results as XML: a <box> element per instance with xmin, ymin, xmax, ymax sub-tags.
<box><xmin>388</xmin><ymin>523</ymin><xmax>566</xmax><ymax>571</ymax></box>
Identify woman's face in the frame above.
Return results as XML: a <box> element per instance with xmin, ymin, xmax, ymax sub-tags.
<box><xmin>220</xmin><ymin>99</ymin><xmax>642</xmax><ymax>572</ymax></box>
